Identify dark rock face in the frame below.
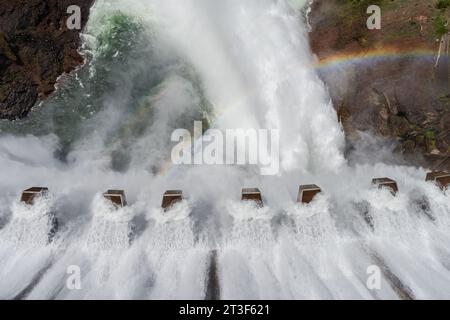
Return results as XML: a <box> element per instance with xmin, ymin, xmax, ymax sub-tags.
<box><xmin>0</xmin><ymin>0</ymin><xmax>94</xmax><ymax>119</ymax></box>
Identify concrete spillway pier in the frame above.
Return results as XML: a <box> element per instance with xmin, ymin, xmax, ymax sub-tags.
<box><xmin>205</xmin><ymin>250</ymin><xmax>221</xmax><ymax>300</ymax></box>
<box><xmin>161</xmin><ymin>190</ymin><xmax>184</xmax><ymax>211</ymax></box>
<box><xmin>103</xmin><ymin>190</ymin><xmax>128</xmax><ymax>208</ymax></box>
<box><xmin>298</xmin><ymin>185</ymin><xmax>321</xmax><ymax>204</ymax></box>
<box><xmin>20</xmin><ymin>187</ymin><xmax>49</xmax><ymax>205</ymax></box>
<box><xmin>372</xmin><ymin>178</ymin><xmax>398</xmax><ymax>195</ymax></box>
<box><xmin>241</xmin><ymin>188</ymin><xmax>264</xmax><ymax>207</ymax></box>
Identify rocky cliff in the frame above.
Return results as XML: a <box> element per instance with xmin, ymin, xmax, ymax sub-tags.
<box><xmin>309</xmin><ymin>0</ymin><xmax>450</xmax><ymax>170</ymax></box>
<box><xmin>0</xmin><ymin>0</ymin><xmax>94</xmax><ymax>119</ymax></box>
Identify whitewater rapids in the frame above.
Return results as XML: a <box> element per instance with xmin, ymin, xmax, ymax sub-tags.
<box><xmin>0</xmin><ymin>0</ymin><xmax>449</xmax><ymax>299</ymax></box>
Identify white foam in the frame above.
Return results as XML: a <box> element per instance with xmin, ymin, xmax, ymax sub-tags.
<box><xmin>0</xmin><ymin>0</ymin><xmax>449</xmax><ymax>300</ymax></box>
<box><xmin>85</xmin><ymin>195</ymin><xmax>135</xmax><ymax>250</ymax></box>
<box><xmin>0</xmin><ymin>195</ymin><xmax>56</xmax><ymax>247</ymax></box>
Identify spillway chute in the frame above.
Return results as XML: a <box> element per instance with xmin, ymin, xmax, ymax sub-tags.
<box><xmin>353</xmin><ymin>178</ymin><xmax>402</xmax><ymax>232</ymax></box>
<box><xmin>284</xmin><ymin>190</ymin><xmax>335</xmax><ymax>244</ymax></box>
<box><xmin>224</xmin><ymin>188</ymin><xmax>274</xmax><ymax>248</ymax></box>
<box><xmin>85</xmin><ymin>192</ymin><xmax>135</xmax><ymax>250</ymax></box>
<box><xmin>0</xmin><ymin>188</ymin><xmax>58</xmax><ymax>246</ymax></box>
<box><xmin>146</xmin><ymin>198</ymin><xmax>196</xmax><ymax>251</ymax></box>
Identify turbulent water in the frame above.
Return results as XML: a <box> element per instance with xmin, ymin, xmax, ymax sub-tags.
<box><xmin>0</xmin><ymin>0</ymin><xmax>449</xmax><ymax>299</ymax></box>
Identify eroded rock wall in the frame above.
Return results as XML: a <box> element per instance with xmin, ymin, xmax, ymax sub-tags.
<box><xmin>0</xmin><ymin>0</ymin><xmax>94</xmax><ymax>119</ymax></box>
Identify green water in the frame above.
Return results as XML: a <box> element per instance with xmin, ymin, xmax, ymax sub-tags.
<box><xmin>0</xmin><ymin>10</ymin><xmax>212</xmax><ymax>169</ymax></box>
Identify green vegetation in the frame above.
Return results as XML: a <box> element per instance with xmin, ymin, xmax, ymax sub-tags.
<box><xmin>425</xmin><ymin>130</ymin><xmax>436</xmax><ymax>140</ymax></box>
<box><xmin>328</xmin><ymin>0</ymin><xmax>450</xmax><ymax>46</ymax></box>
<box><xmin>434</xmin><ymin>14</ymin><xmax>449</xmax><ymax>37</ymax></box>
<box><xmin>332</xmin><ymin>0</ymin><xmax>406</xmax><ymax>49</ymax></box>
<box><xmin>436</xmin><ymin>0</ymin><xmax>450</xmax><ymax>10</ymax></box>
<box><xmin>425</xmin><ymin>130</ymin><xmax>438</xmax><ymax>152</ymax></box>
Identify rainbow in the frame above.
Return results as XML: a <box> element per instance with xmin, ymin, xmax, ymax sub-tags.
<box><xmin>159</xmin><ymin>46</ymin><xmax>440</xmax><ymax>177</ymax></box>
<box><xmin>314</xmin><ymin>46</ymin><xmax>438</xmax><ymax>70</ymax></box>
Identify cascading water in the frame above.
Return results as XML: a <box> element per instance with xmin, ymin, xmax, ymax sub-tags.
<box><xmin>0</xmin><ymin>0</ymin><xmax>449</xmax><ymax>299</ymax></box>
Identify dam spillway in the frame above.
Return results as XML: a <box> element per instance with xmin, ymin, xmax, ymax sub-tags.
<box><xmin>0</xmin><ymin>0</ymin><xmax>449</xmax><ymax>300</ymax></box>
